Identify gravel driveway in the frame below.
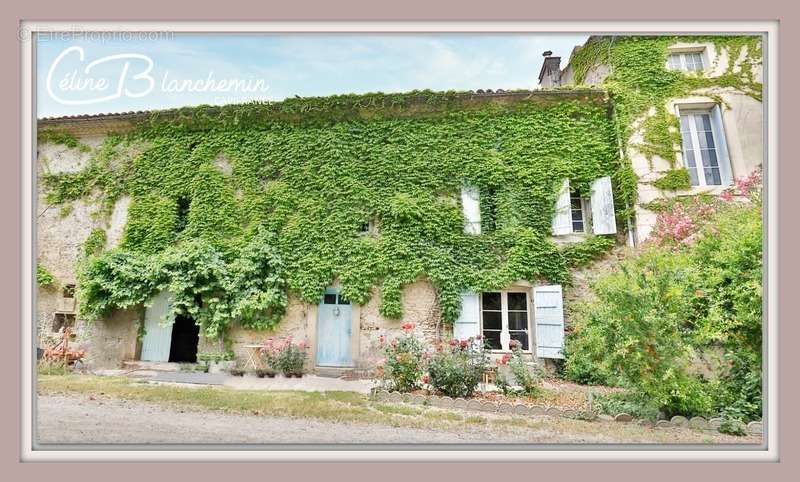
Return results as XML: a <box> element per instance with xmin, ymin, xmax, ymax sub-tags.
<box><xmin>36</xmin><ymin>393</ymin><xmax>761</xmax><ymax>445</ymax></box>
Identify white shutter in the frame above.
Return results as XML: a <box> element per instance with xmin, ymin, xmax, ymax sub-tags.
<box><xmin>710</xmin><ymin>105</ymin><xmax>734</xmax><ymax>187</ymax></box>
<box><xmin>461</xmin><ymin>186</ymin><xmax>481</xmax><ymax>235</ymax></box>
<box><xmin>453</xmin><ymin>292</ymin><xmax>480</xmax><ymax>340</ymax></box>
<box><xmin>590</xmin><ymin>176</ymin><xmax>617</xmax><ymax>235</ymax></box>
<box><xmin>533</xmin><ymin>285</ymin><xmax>565</xmax><ymax>359</ymax></box>
<box><xmin>551</xmin><ymin>179</ymin><xmax>572</xmax><ymax>235</ymax></box>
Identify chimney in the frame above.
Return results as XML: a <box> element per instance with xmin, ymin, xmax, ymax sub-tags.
<box><xmin>538</xmin><ymin>50</ymin><xmax>562</xmax><ymax>88</ymax></box>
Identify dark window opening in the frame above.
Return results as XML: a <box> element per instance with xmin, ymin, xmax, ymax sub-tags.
<box><xmin>62</xmin><ymin>284</ymin><xmax>76</xmax><ymax>299</ymax></box>
<box><xmin>507</xmin><ymin>292</ymin><xmax>529</xmax><ymax>351</ymax></box>
<box><xmin>337</xmin><ymin>294</ymin><xmax>350</xmax><ymax>305</ymax></box>
<box><xmin>481</xmin><ymin>292</ymin><xmax>502</xmax><ymax>350</ymax></box>
<box><xmin>176</xmin><ymin>197</ymin><xmax>191</xmax><ymax>233</ymax></box>
<box><xmin>324</xmin><ymin>293</ymin><xmax>337</xmax><ymax>305</ymax></box>
<box><xmin>168</xmin><ymin>314</ymin><xmax>200</xmax><ymax>363</ymax></box>
<box><xmin>52</xmin><ymin>313</ymin><xmax>76</xmax><ymax>332</ymax></box>
<box><xmin>482</xmin><ymin>188</ymin><xmax>498</xmax><ymax>232</ymax></box>
<box><xmin>570</xmin><ymin>192</ymin><xmax>585</xmax><ymax>233</ymax></box>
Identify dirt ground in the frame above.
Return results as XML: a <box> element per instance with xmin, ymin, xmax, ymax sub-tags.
<box><xmin>36</xmin><ymin>393</ymin><xmax>762</xmax><ymax>445</ymax></box>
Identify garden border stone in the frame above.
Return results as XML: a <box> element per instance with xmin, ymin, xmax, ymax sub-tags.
<box><xmin>374</xmin><ymin>390</ymin><xmax>762</xmax><ymax>436</ymax></box>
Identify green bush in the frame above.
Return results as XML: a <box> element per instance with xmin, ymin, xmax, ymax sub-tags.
<box><xmin>564</xmin><ymin>179</ymin><xmax>763</xmax><ymax>421</ymax></box>
<box><xmin>495</xmin><ymin>342</ymin><xmax>544</xmax><ymax>397</ymax></box>
<box><xmin>427</xmin><ymin>338</ymin><xmax>490</xmax><ymax>398</ymax></box>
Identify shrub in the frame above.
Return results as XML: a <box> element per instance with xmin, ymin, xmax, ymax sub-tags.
<box><xmin>271</xmin><ymin>337</ymin><xmax>308</xmax><ymax>376</ymax></box>
<box><xmin>718</xmin><ymin>418</ymin><xmax>747</xmax><ymax>436</ymax></box>
<box><xmin>427</xmin><ymin>337</ymin><xmax>490</xmax><ymax>398</ymax></box>
<box><xmin>564</xmin><ymin>171</ymin><xmax>763</xmax><ymax>420</ymax></box>
<box><xmin>495</xmin><ymin>341</ymin><xmax>544</xmax><ymax>397</ymax></box>
<box><xmin>592</xmin><ymin>392</ymin><xmax>661</xmax><ymax>421</ymax></box>
<box><xmin>378</xmin><ymin>323</ymin><xmax>426</xmax><ymax>392</ymax></box>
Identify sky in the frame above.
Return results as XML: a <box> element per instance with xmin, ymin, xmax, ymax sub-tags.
<box><xmin>36</xmin><ymin>33</ymin><xmax>589</xmax><ymax>118</ymax></box>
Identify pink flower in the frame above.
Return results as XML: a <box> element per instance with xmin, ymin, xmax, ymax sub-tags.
<box><xmin>378</xmin><ymin>334</ymin><xmax>386</xmax><ymax>344</ymax></box>
<box><xmin>448</xmin><ymin>339</ymin><xmax>458</xmax><ymax>346</ymax></box>
<box><xmin>422</xmin><ymin>375</ymin><xmax>430</xmax><ymax>384</ymax></box>
<box><xmin>401</xmin><ymin>322</ymin><xmax>416</xmax><ymax>332</ymax></box>
<box><xmin>720</xmin><ymin>190</ymin><xmax>734</xmax><ymax>202</ymax></box>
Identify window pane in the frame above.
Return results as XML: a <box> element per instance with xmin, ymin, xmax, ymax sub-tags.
<box><xmin>482</xmin><ymin>292</ymin><xmax>501</xmax><ymax>311</ymax></box>
<box><xmin>482</xmin><ymin>311</ymin><xmax>502</xmax><ymax>330</ymax></box>
<box><xmin>508</xmin><ymin>292</ymin><xmax>527</xmax><ymax>311</ymax></box>
<box><xmin>509</xmin><ymin>331</ymin><xmax>529</xmax><ymax>351</ymax></box>
<box><xmin>337</xmin><ymin>295</ymin><xmax>350</xmax><ymax>305</ymax></box>
<box><xmin>483</xmin><ymin>330</ymin><xmax>502</xmax><ymax>349</ymax></box>
<box><xmin>679</xmin><ymin>114</ymin><xmax>691</xmax><ymax>131</ymax></box>
<box><xmin>705</xmin><ymin>167</ymin><xmax>722</xmax><ymax>185</ymax></box>
<box><xmin>324</xmin><ymin>294</ymin><xmax>337</xmax><ymax>304</ymax></box>
<box><xmin>684</xmin><ymin>148</ymin><xmax>696</xmax><ymax>167</ymax></box>
<box><xmin>668</xmin><ymin>54</ymin><xmax>681</xmax><ymax>69</ymax></box>
<box><xmin>695</xmin><ymin>114</ymin><xmax>712</xmax><ymax>131</ymax></box>
<box><xmin>700</xmin><ymin>148</ymin><xmax>719</xmax><ymax>167</ymax></box>
<box><xmin>508</xmin><ymin>311</ymin><xmax>528</xmax><ymax>331</ymax></box>
<box><xmin>698</xmin><ymin>131</ymin><xmax>715</xmax><ymax>149</ymax></box>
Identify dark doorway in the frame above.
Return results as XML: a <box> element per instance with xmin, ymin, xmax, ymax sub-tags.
<box><xmin>168</xmin><ymin>314</ymin><xmax>200</xmax><ymax>363</ymax></box>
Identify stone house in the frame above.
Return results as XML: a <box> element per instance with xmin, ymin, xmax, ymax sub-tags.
<box><xmin>35</xmin><ymin>35</ymin><xmax>764</xmax><ymax>373</ymax></box>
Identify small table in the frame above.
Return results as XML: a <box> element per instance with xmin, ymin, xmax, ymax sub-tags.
<box><xmin>243</xmin><ymin>344</ymin><xmax>265</xmax><ymax>370</ymax></box>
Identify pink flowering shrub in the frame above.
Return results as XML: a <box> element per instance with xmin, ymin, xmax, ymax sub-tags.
<box><xmin>378</xmin><ymin>322</ymin><xmax>426</xmax><ymax>392</ymax></box>
<box><xmin>426</xmin><ymin>336</ymin><xmax>490</xmax><ymax>398</ymax></box>
<box><xmin>260</xmin><ymin>336</ymin><xmax>307</xmax><ymax>375</ymax></box>
<box><xmin>649</xmin><ymin>169</ymin><xmax>761</xmax><ymax>247</ymax></box>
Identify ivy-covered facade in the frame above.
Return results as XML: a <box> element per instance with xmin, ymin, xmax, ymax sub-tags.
<box><xmin>35</xmin><ymin>34</ymin><xmax>763</xmax><ymax>372</ymax></box>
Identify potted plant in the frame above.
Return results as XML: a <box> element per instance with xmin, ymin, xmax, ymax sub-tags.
<box><xmin>198</xmin><ymin>351</ymin><xmax>235</xmax><ymax>374</ymax></box>
<box><xmin>229</xmin><ymin>367</ymin><xmax>246</xmax><ymax>377</ymax></box>
<box><xmin>255</xmin><ymin>367</ymin><xmax>277</xmax><ymax>378</ymax></box>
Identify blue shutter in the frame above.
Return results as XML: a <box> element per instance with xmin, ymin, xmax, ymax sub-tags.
<box><xmin>453</xmin><ymin>292</ymin><xmax>480</xmax><ymax>340</ymax></box>
<box><xmin>533</xmin><ymin>285</ymin><xmax>565</xmax><ymax>359</ymax></box>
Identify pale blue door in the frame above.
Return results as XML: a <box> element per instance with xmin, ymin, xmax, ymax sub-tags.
<box><xmin>140</xmin><ymin>291</ymin><xmax>174</xmax><ymax>362</ymax></box>
<box><xmin>316</xmin><ymin>288</ymin><xmax>352</xmax><ymax>367</ymax></box>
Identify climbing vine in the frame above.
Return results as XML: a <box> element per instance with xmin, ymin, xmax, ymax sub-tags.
<box><xmin>566</xmin><ymin>35</ymin><xmax>762</xmax><ymax>171</ymax></box>
<box><xmin>42</xmin><ymin>90</ymin><xmax>624</xmax><ymax>335</ymax></box>
<box><xmin>37</xmin><ymin>264</ymin><xmax>56</xmax><ymax>287</ymax></box>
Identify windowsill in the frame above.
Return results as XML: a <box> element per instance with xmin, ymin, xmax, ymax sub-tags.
<box><xmin>550</xmin><ymin>232</ymin><xmax>590</xmax><ymax>244</ymax></box>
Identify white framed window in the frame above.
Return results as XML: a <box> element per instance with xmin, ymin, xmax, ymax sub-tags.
<box><xmin>668</xmin><ymin>51</ymin><xmax>705</xmax><ymax>72</ymax></box>
<box><xmin>552</xmin><ymin>177</ymin><xmax>617</xmax><ymax>236</ymax></box>
<box><xmin>480</xmin><ymin>291</ymin><xmax>531</xmax><ymax>351</ymax></box>
<box><xmin>570</xmin><ymin>192</ymin><xmax>588</xmax><ymax>233</ymax></box>
<box><xmin>678</xmin><ymin>108</ymin><xmax>733</xmax><ymax>187</ymax></box>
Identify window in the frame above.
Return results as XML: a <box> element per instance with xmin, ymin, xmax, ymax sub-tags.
<box><xmin>176</xmin><ymin>197</ymin><xmax>190</xmax><ymax>233</ymax></box>
<box><xmin>570</xmin><ymin>192</ymin><xmax>586</xmax><ymax>233</ymax></box>
<box><xmin>359</xmin><ymin>218</ymin><xmax>379</xmax><ymax>237</ymax></box>
<box><xmin>679</xmin><ymin>110</ymin><xmax>723</xmax><ymax>186</ymax></box>
<box><xmin>481</xmin><ymin>291</ymin><xmax>531</xmax><ymax>351</ymax></box>
<box><xmin>323</xmin><ymin>292</ymin><xmax>349</xmax><ymax>305</ymax></box>
<box><xmin>52</xmin><ymin>313</ymin><xmax>75</xmax><ymax>332</ymax></box>
<box><xmin>668</xmin><ymin>51</ymin><xmax>705</xmax><ymax>71</ymax></box>
<box><xmin>62</xmin><ymin>284</ymin><xmax>75</xmax><ymax>299</ymax></box>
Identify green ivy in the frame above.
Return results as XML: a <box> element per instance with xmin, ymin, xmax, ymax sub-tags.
<box><xmin>652</xmin><ymin>168</ymin><xmax>692</xmax><ymax>191</ymax></box>
<box><xmin>42</xmin><ymin>90</ymin><xmax>626</xmax><ymax>334</ymax></box>
<box><xmin>83</xmin><ymin>228</ymin><xmax>107</xmax><ymax>257</ymax></box>
<box><xmin>566</xmin><ymin>35</ymin><xmax>762</xmax><ymax>172</ymax></box>
<box><xmin>37</xmin><ymin>264</ymin><xmax>56</xmax><ymax>287</ymax></box>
